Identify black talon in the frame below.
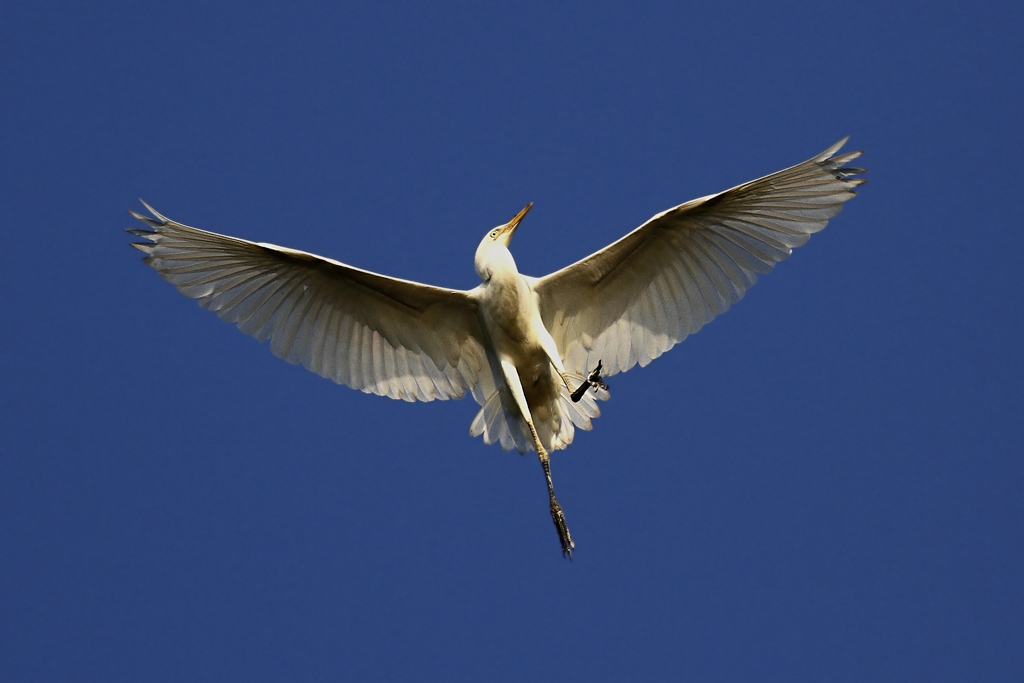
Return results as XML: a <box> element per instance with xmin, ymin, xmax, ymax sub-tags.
<box><xmin>588</xmin><ymin>360</ymin><xmax>608</xmax><ymax>391</ymax></box>
<box><xmin>570</xmin><ymin>359</ymin><xmax>607</xmax><ymax>402</ymax></box>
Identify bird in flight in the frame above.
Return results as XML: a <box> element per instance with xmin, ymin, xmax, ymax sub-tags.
<box><xmin>129</xmin><ymin>138</ymin><xmax>865</xmax><ymax>557</ymax></box>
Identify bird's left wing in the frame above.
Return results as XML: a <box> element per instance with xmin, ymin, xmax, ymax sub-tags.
<box><xmin>129</xmin><ymin>203</ymin><xmax>490</xmax><ymax>402</ymax></box>
<box><xmin>532</xmin><ymin>138</ymin><xmax>866</xmax><ymax>377</ymax></box>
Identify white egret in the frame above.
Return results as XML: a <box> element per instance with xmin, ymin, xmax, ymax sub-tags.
<box><xmin>129</xmin><ymin>138</ymin><xmax>865</xmax><ymax>557</ymax></box>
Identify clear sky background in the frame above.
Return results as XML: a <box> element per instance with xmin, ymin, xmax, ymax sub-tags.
<box><xmin>3</xmin><ymin>1</ymin><xmax>1022</xmax><ymax>681</ymax></box>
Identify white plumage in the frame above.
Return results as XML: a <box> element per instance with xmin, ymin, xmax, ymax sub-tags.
<box><xmin>129</xmin><ymin>138</ymin><xmax>866</xmax><ymax>556</ymax></box>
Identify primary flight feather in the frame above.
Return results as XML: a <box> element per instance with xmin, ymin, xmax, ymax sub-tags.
<box><xmin>129</xmin><ymin>138</ymin><xmax>866</xmax><ymax>557</ymax></box>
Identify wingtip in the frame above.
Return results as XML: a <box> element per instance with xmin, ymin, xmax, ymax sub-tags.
<box><xmin>817</xmin><ymin>136</ymin><xmax>851</xmax><ymax>161</ymax></box>
<box><xmin>138</xmin><ymin>199</ymin><xmax>169</xmax><ymax>223</ymax></box>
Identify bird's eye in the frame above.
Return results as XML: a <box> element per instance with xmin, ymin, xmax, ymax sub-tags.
<box><xmin>490</xmin><ymin>230</ymin><xmax>498</xmax><ymax>238</ymax></box>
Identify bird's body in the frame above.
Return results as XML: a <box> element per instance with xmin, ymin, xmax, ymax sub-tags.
<box><xmin>129</xmin><ymin>139</ymin><xmax>866</xmax><ymax>557</ymax></box>
<box><xmin>474</xmin><ymin>212</ymin><xmax>569</xmax><ymax>448</ymax></box>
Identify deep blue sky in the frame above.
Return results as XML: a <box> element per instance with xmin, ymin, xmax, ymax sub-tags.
<box><xmin>3</xmin><ymin>2</ymin><xmax>1022</xmax><ymax>681</ymax></box>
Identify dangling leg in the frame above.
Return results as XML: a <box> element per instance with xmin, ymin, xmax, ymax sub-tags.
<box><xmin>499</xmin><ymin>358</ymin><xmax>574</xmax><ymax>558</ymax></box>
<box><xmin>526</xmin><ymin>419</ymin><xmax>573</xmax><ymax>558</ymax></box>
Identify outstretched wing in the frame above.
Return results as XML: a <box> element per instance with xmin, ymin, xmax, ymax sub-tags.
<box><xmin>533</xmin><ymin>138</ymin><xmax>866</xmax><ymax>376</ymax></box>
<box><xmin>129</xmin><ymin>203</ymin><xmax>490</xmax><ymax>402</ymax></box>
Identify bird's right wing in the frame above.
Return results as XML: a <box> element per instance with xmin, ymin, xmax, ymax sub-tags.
<box><xmin>533</xmin><ymin>139</ymin><xmax>866</xmax><ymax>376</ymax></box>
<box><xmin>129</xmin><ymin>203</ymin><xmax>491</xmax><ymax>402</ymax></box>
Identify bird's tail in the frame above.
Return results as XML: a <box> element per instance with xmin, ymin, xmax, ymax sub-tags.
<box><xmin>469</xmin><ymin>371</ymin><xmax>609</xmax><ymax>453</ymax></box>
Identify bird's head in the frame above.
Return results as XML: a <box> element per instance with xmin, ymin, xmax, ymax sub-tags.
<box><xmin>474</xmin><ymin>203</ymin><xmax>532</xmax><ymax>281</ymax></box>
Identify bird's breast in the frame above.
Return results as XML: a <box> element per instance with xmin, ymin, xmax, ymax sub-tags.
<box><xmin>479</xmin><ymin>275</ymin><xmax>538</xmax><ymax>345</ymax></box>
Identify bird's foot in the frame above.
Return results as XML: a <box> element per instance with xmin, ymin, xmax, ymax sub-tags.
<box><xmin>570</xmin><ymin>360</ymin><xmax>608</xmax><ymax>403</ymax></box>
<box><xmin>550</xmin><ymin>498</ymin><xmax>575</xmax><ymax>559</ymax></box>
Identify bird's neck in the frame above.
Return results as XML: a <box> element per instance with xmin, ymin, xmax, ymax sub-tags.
<box><xmin>475</xmin><ymin>246</ymin><xmax>519</xmax><ymax>283</ymax></box>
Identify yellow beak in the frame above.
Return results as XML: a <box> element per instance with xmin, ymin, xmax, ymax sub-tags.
<box><xmin>502</xmin><ymin>202</ymin><xmax>533</xmax><ymax>239</ymax></box>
